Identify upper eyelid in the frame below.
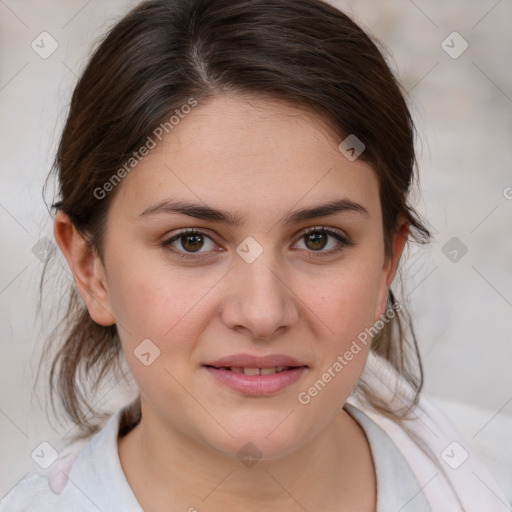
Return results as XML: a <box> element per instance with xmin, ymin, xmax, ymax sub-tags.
<box><xmin>300</xmin><ymin>225</ymin><xmax>344</xmax><ymax>235</ymax></box>
<box><xmin>166</xmin><ymin>225</ymin><xmax>345</xmax><ymax>238</ymax></box>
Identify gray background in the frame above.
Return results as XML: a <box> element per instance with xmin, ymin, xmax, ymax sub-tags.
<box><xmin>1</xmin><ymin>0</ymin><xmax>511</xmax><ymax>502</ymax></box>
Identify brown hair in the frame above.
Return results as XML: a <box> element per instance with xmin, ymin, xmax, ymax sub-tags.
<box><xmin>41</xmin><ymin>0</ymin><xmax>432</xmax><ymax>438</ymax></box>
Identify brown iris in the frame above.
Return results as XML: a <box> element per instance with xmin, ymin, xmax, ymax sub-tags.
<box><xmin>304</xmin><ymin>231</ymin><xmax>328</xmax><ymax>250</ymax></box>
<box><xmin>181</xmin><ymin>233</ymin><xmax>204</xmax><ymax>252</ymax></box>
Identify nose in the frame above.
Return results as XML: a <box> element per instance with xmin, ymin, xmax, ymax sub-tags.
<box><xmin>220</xmin><ymin>255</ymin><xmax>300</xmax><ymax>341</ymax></box>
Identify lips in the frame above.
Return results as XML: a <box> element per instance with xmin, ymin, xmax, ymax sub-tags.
<box><xmin>204</xmin><ymin>353</ymin><xmax>307</xmax><ymax>369</ymax></box>
<box><xmin>202</xmin><ymin>354</ymin><xmax>308</xmax><ymax>395</ymax></box>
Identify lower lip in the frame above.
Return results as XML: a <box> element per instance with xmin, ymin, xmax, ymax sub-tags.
<box><xmin>203</xmin><ymin>366</ymin><xmax>308</xmax><ymax>395</ymax></box>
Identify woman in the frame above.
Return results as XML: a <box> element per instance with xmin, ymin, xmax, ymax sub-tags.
<box><xmin>1</xmin><ymin>0</ymin><xmax>508</xmax><ymax>510</ymax></box>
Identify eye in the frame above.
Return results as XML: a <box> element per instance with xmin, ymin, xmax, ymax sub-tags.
<box><xmin>161</xmin><ymin>226</ymin><xmax>353</xmax><ymax>261</ymax></box>
<box><xmin>161</xmin><ymin>229</ymin><xmax>217</xmax><ymax>259</ymax></box>
<box><xmin>293</xmin><ymin>226</ymin><xmax>353</xmax><ymax>255</ymax></box>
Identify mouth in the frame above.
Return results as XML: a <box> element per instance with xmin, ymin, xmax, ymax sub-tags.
<box><xmin>204</xmin><ymin>365</ymin><xmax>300</xmax><ymax>375</ymax></box>
<box><xmin>202</xmin><ymin>354</ymin><xmax>308</xmax><ymax>395</ymax></box>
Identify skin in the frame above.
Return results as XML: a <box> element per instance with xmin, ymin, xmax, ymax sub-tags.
<box><xmin>54</xmin><ymin>94</ymin><xmax>408</xmax><ymax>511</ymax></box>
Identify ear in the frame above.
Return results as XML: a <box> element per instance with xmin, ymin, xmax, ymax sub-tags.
<box><xmin>374</xmin><ymin>215</ymin><xmax>409</xmax><ymax>322</ymax></box>
<box><xmin>53</xmin><ymin>210</ymin><xmax>116</xmax><ymax>326</ymax></box>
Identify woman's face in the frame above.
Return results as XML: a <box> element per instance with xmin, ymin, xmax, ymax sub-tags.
<box><xmin>95</xmin><ymin>95</ymin><xmax>404</xmax><ymax>459</ymax></box>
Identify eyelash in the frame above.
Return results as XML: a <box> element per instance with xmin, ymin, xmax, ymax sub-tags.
<box><xmin>161</xmin><ymin>226</ymin><xmax>354</xmax><ymax>261</ymax></box>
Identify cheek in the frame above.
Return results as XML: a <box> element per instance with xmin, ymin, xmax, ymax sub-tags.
<box><xmin>301</xmin><ymin>263</ymin><xmax>383</xmax><ymax>342</ymax></box>
<box><xmin>105</xmin><ymin>250</ymin><xmax>223</xmax><ymax>351</ymax></box>
<box><xmin>293</xmin><ymin>259</ymin><xmax>383</xmax><ymax>395</ymax></box>
<box><xmin>294</xmin><ymin>280</ymin><xmax>378</xmax><ymax>414</ymax></box>
<box><xmin>106</xmin><ymin>261</ymin><xmax>218</xmax><ymax>410</ymax></box>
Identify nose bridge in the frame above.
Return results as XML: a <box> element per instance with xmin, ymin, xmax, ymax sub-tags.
<box><xmin>244</xmin><ymin>256</ymin><xmax>285</xmax><ymax>305</ymax></box>
<box><xmin>222</xmin><ymin>245</ymin><xmax>298</xmax><ymax>339</ymax></box>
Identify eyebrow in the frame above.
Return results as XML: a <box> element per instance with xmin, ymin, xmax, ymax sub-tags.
<box><xmin>137</xmin><ymin>198</ymin><xmax>370</xmax><ymax>225</ymax></box>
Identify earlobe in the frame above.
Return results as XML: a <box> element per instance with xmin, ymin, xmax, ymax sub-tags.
<box><xmin>53</xmin><ymin>211</ymin><xmax>116</xmax><ymax>326</ymax></box>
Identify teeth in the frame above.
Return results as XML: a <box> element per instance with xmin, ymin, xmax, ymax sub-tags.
<box><xmin>243</xmin><ymin>367</ymin><xmax>260</xmax><ymax>375</ymax></box>
<box><xmin>228</xmin><ymin>367</ymin><xmax>290</xmax><ymax>375</ymax></box>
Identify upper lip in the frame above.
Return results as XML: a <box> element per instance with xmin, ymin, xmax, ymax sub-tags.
<box><xmin>204</xmin><ymin>354</ymin><xmax>308</xmax><ymax>369</ymax></box>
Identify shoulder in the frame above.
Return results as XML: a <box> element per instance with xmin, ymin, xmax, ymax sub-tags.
<box><xmin>0</xmin><ymin>440</ymin><xmax>91</xmax><ymax>512</ymax></box>
<box><xmin>0</xmin><ymin>408</ymin><xmax>142</xmax><ymax>512</ymax></box>
<box><xmin>0</xmin><ymin>473</ymin><xmax>75</xmax><ymax>512</ymax></box>
<box><xmin>348</xmin><ymin>352</ymin><xmax>511</xmax><ymax>511</ymax></box>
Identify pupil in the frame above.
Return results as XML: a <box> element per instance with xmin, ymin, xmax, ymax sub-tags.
<box><xmin>182</xmin><ymin>234</ymin><xmax>203</xmax><ymax>252</ymax></box>
<box><xmin>306</xmin><ymin>232</ymin><xmax>327</xmax><ymax>250</ymax></box>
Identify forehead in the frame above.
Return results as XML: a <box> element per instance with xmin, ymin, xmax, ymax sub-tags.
<box><xmin>109</xmin><ymin>95</ymin><xmax>381</xmax><ymax>223</ymax></box>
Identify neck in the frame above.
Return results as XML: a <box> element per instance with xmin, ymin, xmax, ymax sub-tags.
<box><xmin>118</xmin><ymin>402</ymin><xmax>376</xmax><ymax>511</ymax></box>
